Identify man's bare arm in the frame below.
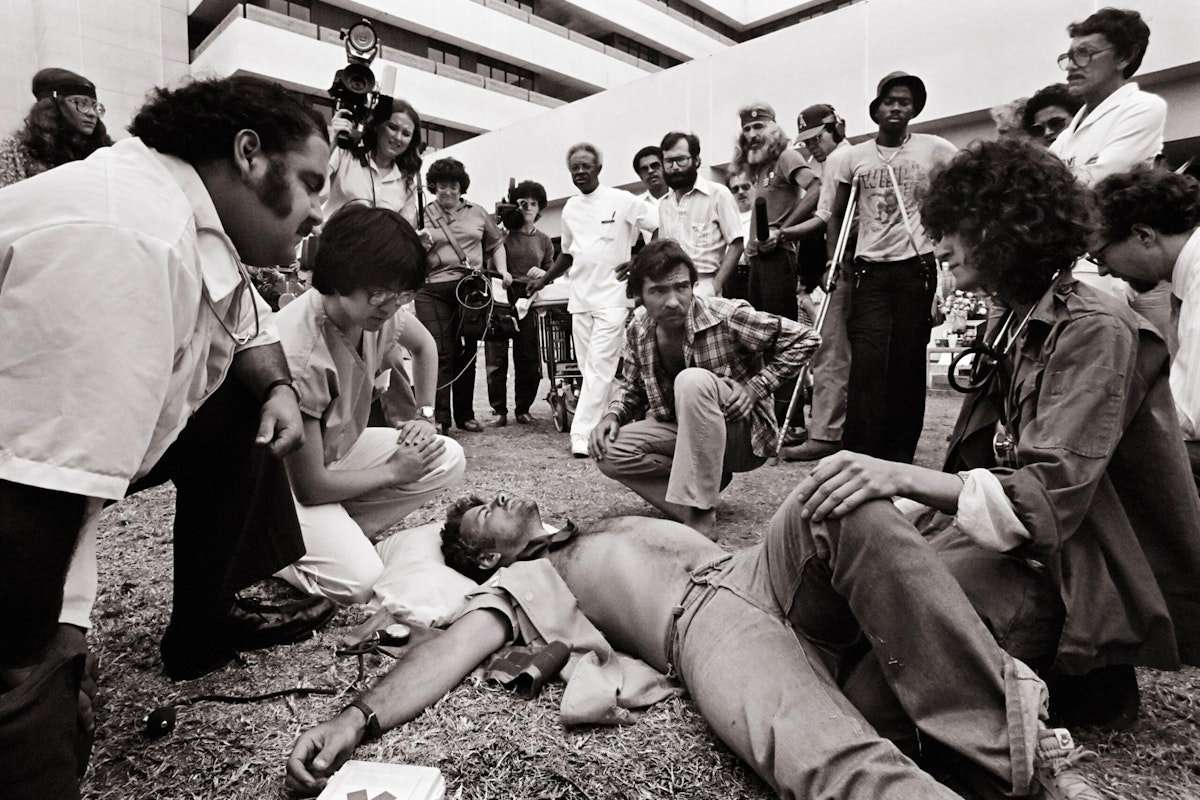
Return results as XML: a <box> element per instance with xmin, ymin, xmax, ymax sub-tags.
<box><xmin>527</xmin><ymin>252</ymin><xmax>573</xmax><ymax>293</ymax></box>
<box><xmin>230</xmin><ymin>342</ymin><xmax>305</xmax><ymax>457</ymax></box>
<box><xmin>285</xmin><ymin>609</ymin><xmax>512</xmax><ymax>796</ymax></box>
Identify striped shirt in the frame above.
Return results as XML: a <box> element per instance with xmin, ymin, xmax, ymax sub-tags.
<box><xmin>607</xmin><ymin>296</ymin><xmax>819</xmax><ymax>456</ymax></box>
<box><xmin>657</xmin><ymin>176</ymin><xmax>743</xmax><ymax>276</ymax></box>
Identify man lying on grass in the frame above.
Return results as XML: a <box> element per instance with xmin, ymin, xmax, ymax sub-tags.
<box><xmin>286</xmin><ymin>490</ymin><xmax>1100</xmax><ymax>800</ymax></box>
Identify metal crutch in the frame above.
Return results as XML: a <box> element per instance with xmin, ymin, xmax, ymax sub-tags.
<box><xmin>774</xmin><ymin>177</ymin><xmax>859</xmax><ymax>462</ymax></box>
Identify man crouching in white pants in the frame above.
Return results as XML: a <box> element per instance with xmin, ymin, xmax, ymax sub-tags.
<box><xmin>275</xmin><ymin>205</ymin><xmax>465</xmax><ymax>604</ymax></box>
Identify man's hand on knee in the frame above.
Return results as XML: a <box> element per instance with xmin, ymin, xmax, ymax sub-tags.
<box><xmin>589</xmin><ymin>415</ymin><xmax>621</xmax><ymax>460</ymax></box>
<box><xmin>795</xmin><ymin>452</ymin><xmax>904</xmax><ymax>522</ymax></box>
<box><xmin>721</xmin><ymin>378</ymin><xmax>755</xmax><ymax>422</ymax></box>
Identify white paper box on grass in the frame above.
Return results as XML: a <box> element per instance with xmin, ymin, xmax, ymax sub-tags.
<box><xmin>317</xmin><ymin>760</ymin><xmax>446</xmax><ymax>800</ymax></box>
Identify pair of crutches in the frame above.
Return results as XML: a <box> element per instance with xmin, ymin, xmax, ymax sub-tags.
<box><xmin>773</xmin><ymin>178</ymin><xmax>859</xmax><ymax>461</ymax></box>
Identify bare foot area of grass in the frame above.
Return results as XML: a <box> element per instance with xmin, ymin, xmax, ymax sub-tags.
<box><xmin>84</xmin><ymin>385</ymin><xmax>1200</xmax><ymax>798</ymax></box>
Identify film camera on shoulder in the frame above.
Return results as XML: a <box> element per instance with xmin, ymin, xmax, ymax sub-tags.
<box><xmin>329</xmin><ymin>19</ymin><xmax>386</xmax><ymax>150</ymax></box>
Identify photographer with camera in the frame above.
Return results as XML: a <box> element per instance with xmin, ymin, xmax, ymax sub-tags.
<box><xmin>486</xmin><ymin>180</ymin><xmax>554</xmax><ymax>426</ymax></box>
<box><xmin>414</xmin><ymin>157</ymin><xmax>511</xmax><ymax>435</ymax></box>
<box><xmin>325</xmin><ymin>97</ymin><xmax>424</xmax><ymax>225</ymax></box>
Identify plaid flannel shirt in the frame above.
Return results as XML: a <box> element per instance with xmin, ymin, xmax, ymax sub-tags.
<box><xmin>607</xmin><ymin>296</ymin><xmax>819</xmax><ymax>456</ymax></box>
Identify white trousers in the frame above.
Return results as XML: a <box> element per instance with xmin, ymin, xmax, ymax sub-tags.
<box><xmin>276</xmin><ymin>428</ymin><xmax>465</xmax><ymax>605</ymax></box>
<box><xmin>569</xmin><ymin>306</ymin><xmax>629</xmax><ymax>440</ymax></box>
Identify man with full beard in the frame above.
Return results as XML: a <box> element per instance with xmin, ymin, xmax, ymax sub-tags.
<box><xmin>730</xmin><ymin>102</ymin><xmax>820</xmax><ymax>436</ymax></box>
<box><xmin>656</xmin><ymin>131</ymin><xmax>743</xmax><ymax>297</ymax></box>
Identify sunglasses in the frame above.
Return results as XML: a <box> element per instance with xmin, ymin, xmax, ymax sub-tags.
<box><xmin>730</xmin><ymin>183</ymin><xmax>752</xmax><ymax>193</ymax></box>
<box><xmin>1027</xmin><ymin>117</ymin><xmax>1071</xmax><ymax>139</ymax></box>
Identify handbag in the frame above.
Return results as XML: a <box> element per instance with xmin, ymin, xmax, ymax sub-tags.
<box><xmin>427</xmin><ymin>207</ymin><xmax>515</xmax><ymax>341</ymax></box>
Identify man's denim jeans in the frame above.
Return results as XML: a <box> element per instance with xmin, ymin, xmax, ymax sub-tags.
<box><xmin>671</xmin><ymin>487</ymin><xmax>1049</xmax><ymax>798</ymax></box>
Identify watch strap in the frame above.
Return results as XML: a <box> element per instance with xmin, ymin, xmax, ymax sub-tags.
<box><xmin>345</xmin><ymin>696</ymin><xmax>383</xmax><ymax>741</ymax></box>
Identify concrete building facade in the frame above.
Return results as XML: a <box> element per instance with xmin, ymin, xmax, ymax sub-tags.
<box><xmin>0</xmin><ymin>0</ymin><xmax>1196</xmax><ymax>232</ymax></box>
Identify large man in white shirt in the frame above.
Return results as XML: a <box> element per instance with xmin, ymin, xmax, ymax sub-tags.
<box><xmin>1094</xmin><ymin>168</ymin><xmax>1200</xmax><ymax>486</ymax></box>
<box><xmin>527</xmin><ymin>143</ymin><xmax>657</xmax><ymax>458</ymax></box>
<box><xmin>0</xmin><ymin>76</ymin><xmax>333</xmax><ymax>799</ymax></box>
<box><xmin>656</xmin><ymin>131</ymin><xmax>743</xmax><ymax>298</ymax></box>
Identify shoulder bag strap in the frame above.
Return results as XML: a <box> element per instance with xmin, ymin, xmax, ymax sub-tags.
<box><xmin>428</xmin><ymin>204</ymin><xmax>471</xmax><ymax>268</ymax></box>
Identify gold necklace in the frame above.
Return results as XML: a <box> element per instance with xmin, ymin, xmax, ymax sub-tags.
<box><xmin>875</xmin><ymin>133</ymin><xmax>911</xmax><ymax>165</ymax></box>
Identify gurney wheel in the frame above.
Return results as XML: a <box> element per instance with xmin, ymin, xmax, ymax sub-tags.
<box><xmin>550</xmin><ymin>394</ymin><xmax>568</xmax><ymax>432</ymax></box>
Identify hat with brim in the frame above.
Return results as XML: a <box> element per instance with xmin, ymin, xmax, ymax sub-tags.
<box><xmin>795</xmin><ymin>103</ymin><xmax>838</xmax><ymax>143</ymax></box>
<box><xmin>868</xmin><ymin>72</ymin><xmax>926</xmax><ymax>123</ymax></box>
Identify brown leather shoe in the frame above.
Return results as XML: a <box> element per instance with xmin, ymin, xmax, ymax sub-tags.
<box><xmin>459</xmin><ymin>419</ymin><xmax>484</xmax><ymax>433</ymax></box>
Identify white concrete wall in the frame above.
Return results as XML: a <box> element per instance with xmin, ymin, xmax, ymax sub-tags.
<box><xmin>0</xmin><ymin>0</ymin><xmax>189</xmax><ymax>139</ymax></box>
<box><xmin>436</xmin><ymin>0</ymin><xmax>1200</xmax><ymax>219</ymax></box>
<box><xmin>343</xmin><ymin>0</ymin><xmax>653</xmax><ymax>91</ymax></box>
<box><xmin>190</xmin><ymin>15</ymin><xmax>559</xmax><ymax>133</ymax></box>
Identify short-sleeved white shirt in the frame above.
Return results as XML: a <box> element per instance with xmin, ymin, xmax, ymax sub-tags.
<box><xmin>0</xmin><ymin>138</ymin><xmax>277</xmax><ymax>500</ymax></box>
<box><xmin>559</xmin><ymin>185</ymin><xmax>657</xmax><ymax>312</ymax></box>
<box><xmin>657</xmin><ymin>176</ymin><xmax>743</xmax><ymax>276</ymax></box>
<box><xmin>324</xmin><ymin>146</ymin><xmax>418</xmax><ymax>225</ymax></box>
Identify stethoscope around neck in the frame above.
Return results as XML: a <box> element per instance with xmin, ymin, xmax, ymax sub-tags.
<box><xmin>946</xmin><ymin>273</ymin><xmax>1060</xmax><ymax>394</ymax></box>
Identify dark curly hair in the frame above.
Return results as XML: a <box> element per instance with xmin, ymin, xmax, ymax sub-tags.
<box><xmin>426</xmin><ymin>157</ymin><xmax>470</xmax><ymax>194</ymax></box>
<box><xmin>357</xmin><ymin>96</ymin><xmax>423</xmax><ymax>177</ymax></box>
<box><xmin>1022</xmin><ymin>84</ymin><xmax>1083</xmax><ymax>133</ymax></box>
<box><xmin>1094</xmin><ymin>168</ymin><xmax>1200</xmax><ymax>241</ymax></box>
<box><xmin>17</xmin><ymin>97</ymin><xmax>112</xmax><ymax>168</ymax></box>
<box><xmin>440</xmin><ymin>495</ymin><xmax>494</xmax><ymax>583</ymax></box>
<box><xmin>310</xmin><ymin>204</ymin><xmax>428</xmax><ymax>296</ymax></box>
<box><xmin>921</xmin><ymin>139</ymin><xmax>1093</xmax><ymax>304</ymax></box>
<box><xmin>626</xmin><ymin>239</ymin><xmax>698</xmax><ymax>299</ymax></box>
<box><xmin>128</xmin><ymin>76</ymin><xmax>327</xmax><ymax>165</ymax></box>
<box><xmin>1067</xmin><ymin>7</ymin><xmax>1150</xmax><ymax>79</ymax></box>
<box><xmin>511</xmin><ymin>179</ymin><xmax>548</xmax><ymax>208</ymax></box>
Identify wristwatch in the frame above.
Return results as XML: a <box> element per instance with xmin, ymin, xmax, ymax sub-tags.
<box><xmin>344</xmin><ymin>696</ymin><xmax>382</xmax><ymax>741</ymax></box>
<box><xmin>415</xmin><ymin>405</ymin><xmax>435</xmax><ymax>423</ymax></box>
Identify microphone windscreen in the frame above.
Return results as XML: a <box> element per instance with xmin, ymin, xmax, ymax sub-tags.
<box><xmin>755</xmin><ymin>197</ymin><xmax>769</xmax><ymax>242</ymax></box>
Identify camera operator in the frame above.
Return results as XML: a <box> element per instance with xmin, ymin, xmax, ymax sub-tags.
<box><xmin>486</xmin><ymin>180</ymin><xmax>554</xmax><ymax>426</ymax></box>
<box><xmin>325</xmin><ymin>97</ymin><xmax>425</xmax><ymax>226</ymax></box>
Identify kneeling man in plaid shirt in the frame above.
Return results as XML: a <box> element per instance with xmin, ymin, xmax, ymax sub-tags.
<box><xmin>590</xmin><ymin>239</ymin><xmax>818</xmax><ymax>537</ymax></box>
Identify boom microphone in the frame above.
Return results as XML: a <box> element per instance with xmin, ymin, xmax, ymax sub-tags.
<box><xmin>755</xmin><ymin>197</ymin><xmax>769</xmax><ymax>241</ymax></box>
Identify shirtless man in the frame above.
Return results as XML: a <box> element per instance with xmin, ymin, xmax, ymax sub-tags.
<box><xmin>286</xmin><ymin>491</ymin><xmax>1099</xmax><ymax>800</ymax></box>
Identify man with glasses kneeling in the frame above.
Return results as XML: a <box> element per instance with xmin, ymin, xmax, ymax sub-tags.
<box><xmin>273</xmin><ymin>205</ymin><xmax>466</xmax><ymax>606</ymax></box>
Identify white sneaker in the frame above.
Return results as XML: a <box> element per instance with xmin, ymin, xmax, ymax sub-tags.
<box><xmin>1033</xmin><ymin>727</ymin><xmax>1102</xmax><ymax>800</ymax></box>
<box><xmin>570</xmin><ymin>435</ymin><xmax>589</xmax><ymax>458</ymax></box>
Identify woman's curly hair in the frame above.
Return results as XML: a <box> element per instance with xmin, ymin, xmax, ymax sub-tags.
<box><xmin>440</xmin><ymin>495</ymin><xmax>494</xmax><ymax>583</ymax></box>
<box><xmin>426</xmin><ymin>157</ymin><xmax>470</xmax><ymax>194</ymax></box>
<box><xmin>18</xmin><ymin>97</ymin><xmax>112</xmax><ymax>167</ymax></box>
<box><xmin>921</xmin><ymin>139</ymin><xmax>1093</xmax><ymax>304</ymax></box>
<box><xmin>129</xmin><ymin>76</ymin><xmax>327</xmax><ymax>165</ymax></box>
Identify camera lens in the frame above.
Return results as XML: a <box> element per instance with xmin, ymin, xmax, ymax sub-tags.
<box><xmin>347</xmin><ymin>22</ymin><xmax>377</xmax><ymax>52</ymax></box>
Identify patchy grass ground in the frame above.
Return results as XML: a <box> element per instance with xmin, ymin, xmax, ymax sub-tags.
<box><xmin>84</xmin><ymin>382</ymin><xmax>1200</xmax><ymax>799</ymax></box>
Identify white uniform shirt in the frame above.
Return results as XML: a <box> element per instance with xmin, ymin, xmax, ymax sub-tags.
<box><xmin>1050</xmin><ymin>82</ymin><xmax>1166</xmax><ymax>187</ymax></box>
<box><xmin>1172</xmin><ymin>229</ymin><xmax>1200</xmax><ymax>441</ymax></box>
<box><xmin>0</xmin><ymin>137</ymin><xmax>277</xmax><ymax>501</ymax></box>
<box><xmin>559</xmin><ymin>185</ymin><xmax>657</xmax><ymax>313</ymax></box>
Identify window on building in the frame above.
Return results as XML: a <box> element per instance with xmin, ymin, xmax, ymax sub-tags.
<box><xmin>499</xmin><ymin>0</ymin><xmax>534</xmax><ymax>11</ymax></box>
<box><xmin>428</xmin><ymin>40</ymin><xmax>461</xmax><ymax>70</ymax></box>
<box><xmin>602</xmin><ymin>32</ymin><xmax>662</xmax><ymax>65</ymax></box>
<box><xmin>474</xmin><ymin>54</ymin><xmax>535</xmax><ymax>90</ymax></box>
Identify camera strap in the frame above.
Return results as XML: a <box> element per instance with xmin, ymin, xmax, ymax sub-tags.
<box><xmin>427</xmin><ymin>205</ymin><xmax>471</xmax><ymax>269</ymax></box>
